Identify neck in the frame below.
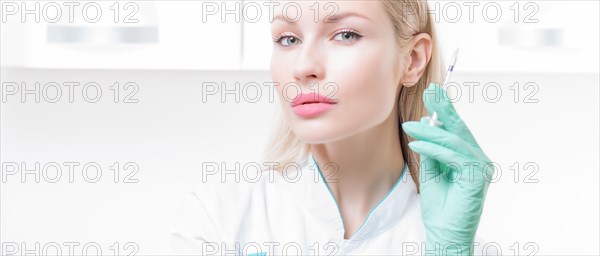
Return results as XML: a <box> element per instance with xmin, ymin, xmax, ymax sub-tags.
<box><xmin>310</xmin><ymin>107</ymin><xmax>406</xmax><ymax>215</ymax></box>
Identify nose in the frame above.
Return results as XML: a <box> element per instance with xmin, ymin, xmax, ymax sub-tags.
<box><xmin>292</xmin><ymin>42</ymin><xmax>325</xmax><ymax>86</ymax></box>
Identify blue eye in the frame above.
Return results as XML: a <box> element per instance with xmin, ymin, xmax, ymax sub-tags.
<box><xmin>333</xmin><ymin>30</ymin><xmax>362</xmax><ymax>43</ymax></box>
<box><xmin>273</xmin><ymin>30</ymin><xmax>361</xmax><ymax>47</ymax></box>
<box><xmin>275</xmin><ymin>35</ymin><xmax>300</xmax><ymax>47</ymax></box>
<box><xmin>281</xmin><ymin>36</ymin><xmax>300</xmax><ymax>46</ymax></box>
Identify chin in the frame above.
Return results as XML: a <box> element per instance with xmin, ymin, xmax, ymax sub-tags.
<box><xmin>292</xmin><ymin>125</ymin><xmax>351</xmax><ymax>145</ymax></box>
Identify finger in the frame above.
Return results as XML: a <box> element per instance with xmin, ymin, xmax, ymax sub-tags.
<box><xmin>422</xmin><ymin>83</ymin><xmax>479</xmax><ymax>147</ymax></box>
<box><xmin>401</xmin><ymin>120</ymin><xmax>483</xmax><ymax>160</ymax></box>
<box><xmin>418</xmin><ymin>154</ymin><xmax>444</xmax><ymax>187</ymax></box>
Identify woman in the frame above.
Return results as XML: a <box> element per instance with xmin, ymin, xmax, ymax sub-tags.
<box><xmin>172</xmin><ymin>0</ymin><xmax>495</xmax><ymax>255</ymax></box>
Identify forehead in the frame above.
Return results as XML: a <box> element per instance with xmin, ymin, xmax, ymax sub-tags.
<box><xmin>271</xmin><ymin>0</ymin><xmax>387</xmax><ymax>24</ymax></box>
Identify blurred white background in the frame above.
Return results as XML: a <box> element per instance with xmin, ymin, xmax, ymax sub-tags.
<box><xmin>1</xmin><ymin>0</ymin><xmax>598</xmax><ymax>255</ymax></box>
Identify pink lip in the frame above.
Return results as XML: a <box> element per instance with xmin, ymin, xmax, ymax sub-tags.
<box><xmin>291</xmin><ymin>93</ymin><xmax>337</xmax><ymax>117</ymax></box>
<box><xmin>291</xmin><ymin>92</ymin><xmax>337</xmax><ymax>107</ymax></box>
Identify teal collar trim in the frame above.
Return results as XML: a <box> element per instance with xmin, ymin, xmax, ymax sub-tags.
<box><xmin>310</xmin><ymin>153</ymin><xmax>409</xmax><ymax>241</ymax></box>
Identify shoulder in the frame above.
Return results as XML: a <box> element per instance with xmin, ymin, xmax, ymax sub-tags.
<box><xmin>169</xmin><ymin>168</ymin><xmax>290</xmax><ymax>253</ymax></box>
<box><xmin>190</xmin><ymin>168</ymin><xmax>290</xmax><ymax>223</ymax></box>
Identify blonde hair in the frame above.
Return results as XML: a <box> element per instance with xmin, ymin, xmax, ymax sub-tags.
<box><xmin>262</xmin><ymin>0</ymin><xmax>444</xmax><ymax>192</ymax></box>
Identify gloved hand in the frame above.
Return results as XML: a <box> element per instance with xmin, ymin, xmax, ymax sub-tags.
<box><xmin>401</xmin><ymin>83</ymin><xmax>495</xmax><ymax>256</ymax></box>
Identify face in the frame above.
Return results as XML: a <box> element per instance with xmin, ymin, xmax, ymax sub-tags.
<box><xmin>270</xmin><ymin>0</ymin><xmax>405</xmax><ymax>144</ymax></box>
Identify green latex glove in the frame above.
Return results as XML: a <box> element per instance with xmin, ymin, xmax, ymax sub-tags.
<box><xmin>401</xmin><ymin>83</ymin><xmax>495</xmax><ymax>256</ymax></box>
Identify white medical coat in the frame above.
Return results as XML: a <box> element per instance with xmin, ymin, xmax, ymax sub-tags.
<box><xmin>170</xmin><ymin>153</ymin><xmax>498</xmax><ymax>255</ymax></box>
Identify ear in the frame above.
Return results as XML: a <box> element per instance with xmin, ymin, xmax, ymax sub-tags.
<box><xmin>400</xmin><ymin>33</ymin><xmax>433</xmax><ymax>87</ymax></box>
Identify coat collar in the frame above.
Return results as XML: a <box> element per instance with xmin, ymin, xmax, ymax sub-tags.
<box><xmin>284</xmin><ymin>152</ymin><xmax>418</xmax><ymax>242</ymax></box>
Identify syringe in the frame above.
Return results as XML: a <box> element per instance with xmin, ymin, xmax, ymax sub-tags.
<box><xmin>425</xmin><ymin>48</ymin><xmax>459</xmax><ymax>127</ymax></box>
<box><xmin>443</xmin><ymin>48</ymin><xmax>459</xmax><ymax>89</ymax></box>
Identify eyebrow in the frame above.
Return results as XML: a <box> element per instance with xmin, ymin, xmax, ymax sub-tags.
<box><xmin>273</xmin><ymin>12</ymin><xmax>372</xmax><ymax>24</ymax></box>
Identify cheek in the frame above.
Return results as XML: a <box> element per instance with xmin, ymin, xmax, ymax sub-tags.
<box><xmin>270</xmin><ymin>52</ymin><xmax>296</xmax><ymax>108</ymax></box>
<box><xmin>270</xmin><ymin>52</ymin><xmax>288</xmax><ymax>85</ymax></box>
<box><xmin>329</xmin><ymin>45</ymin><xmax>399</xmax><ymax>118</ymax></box>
